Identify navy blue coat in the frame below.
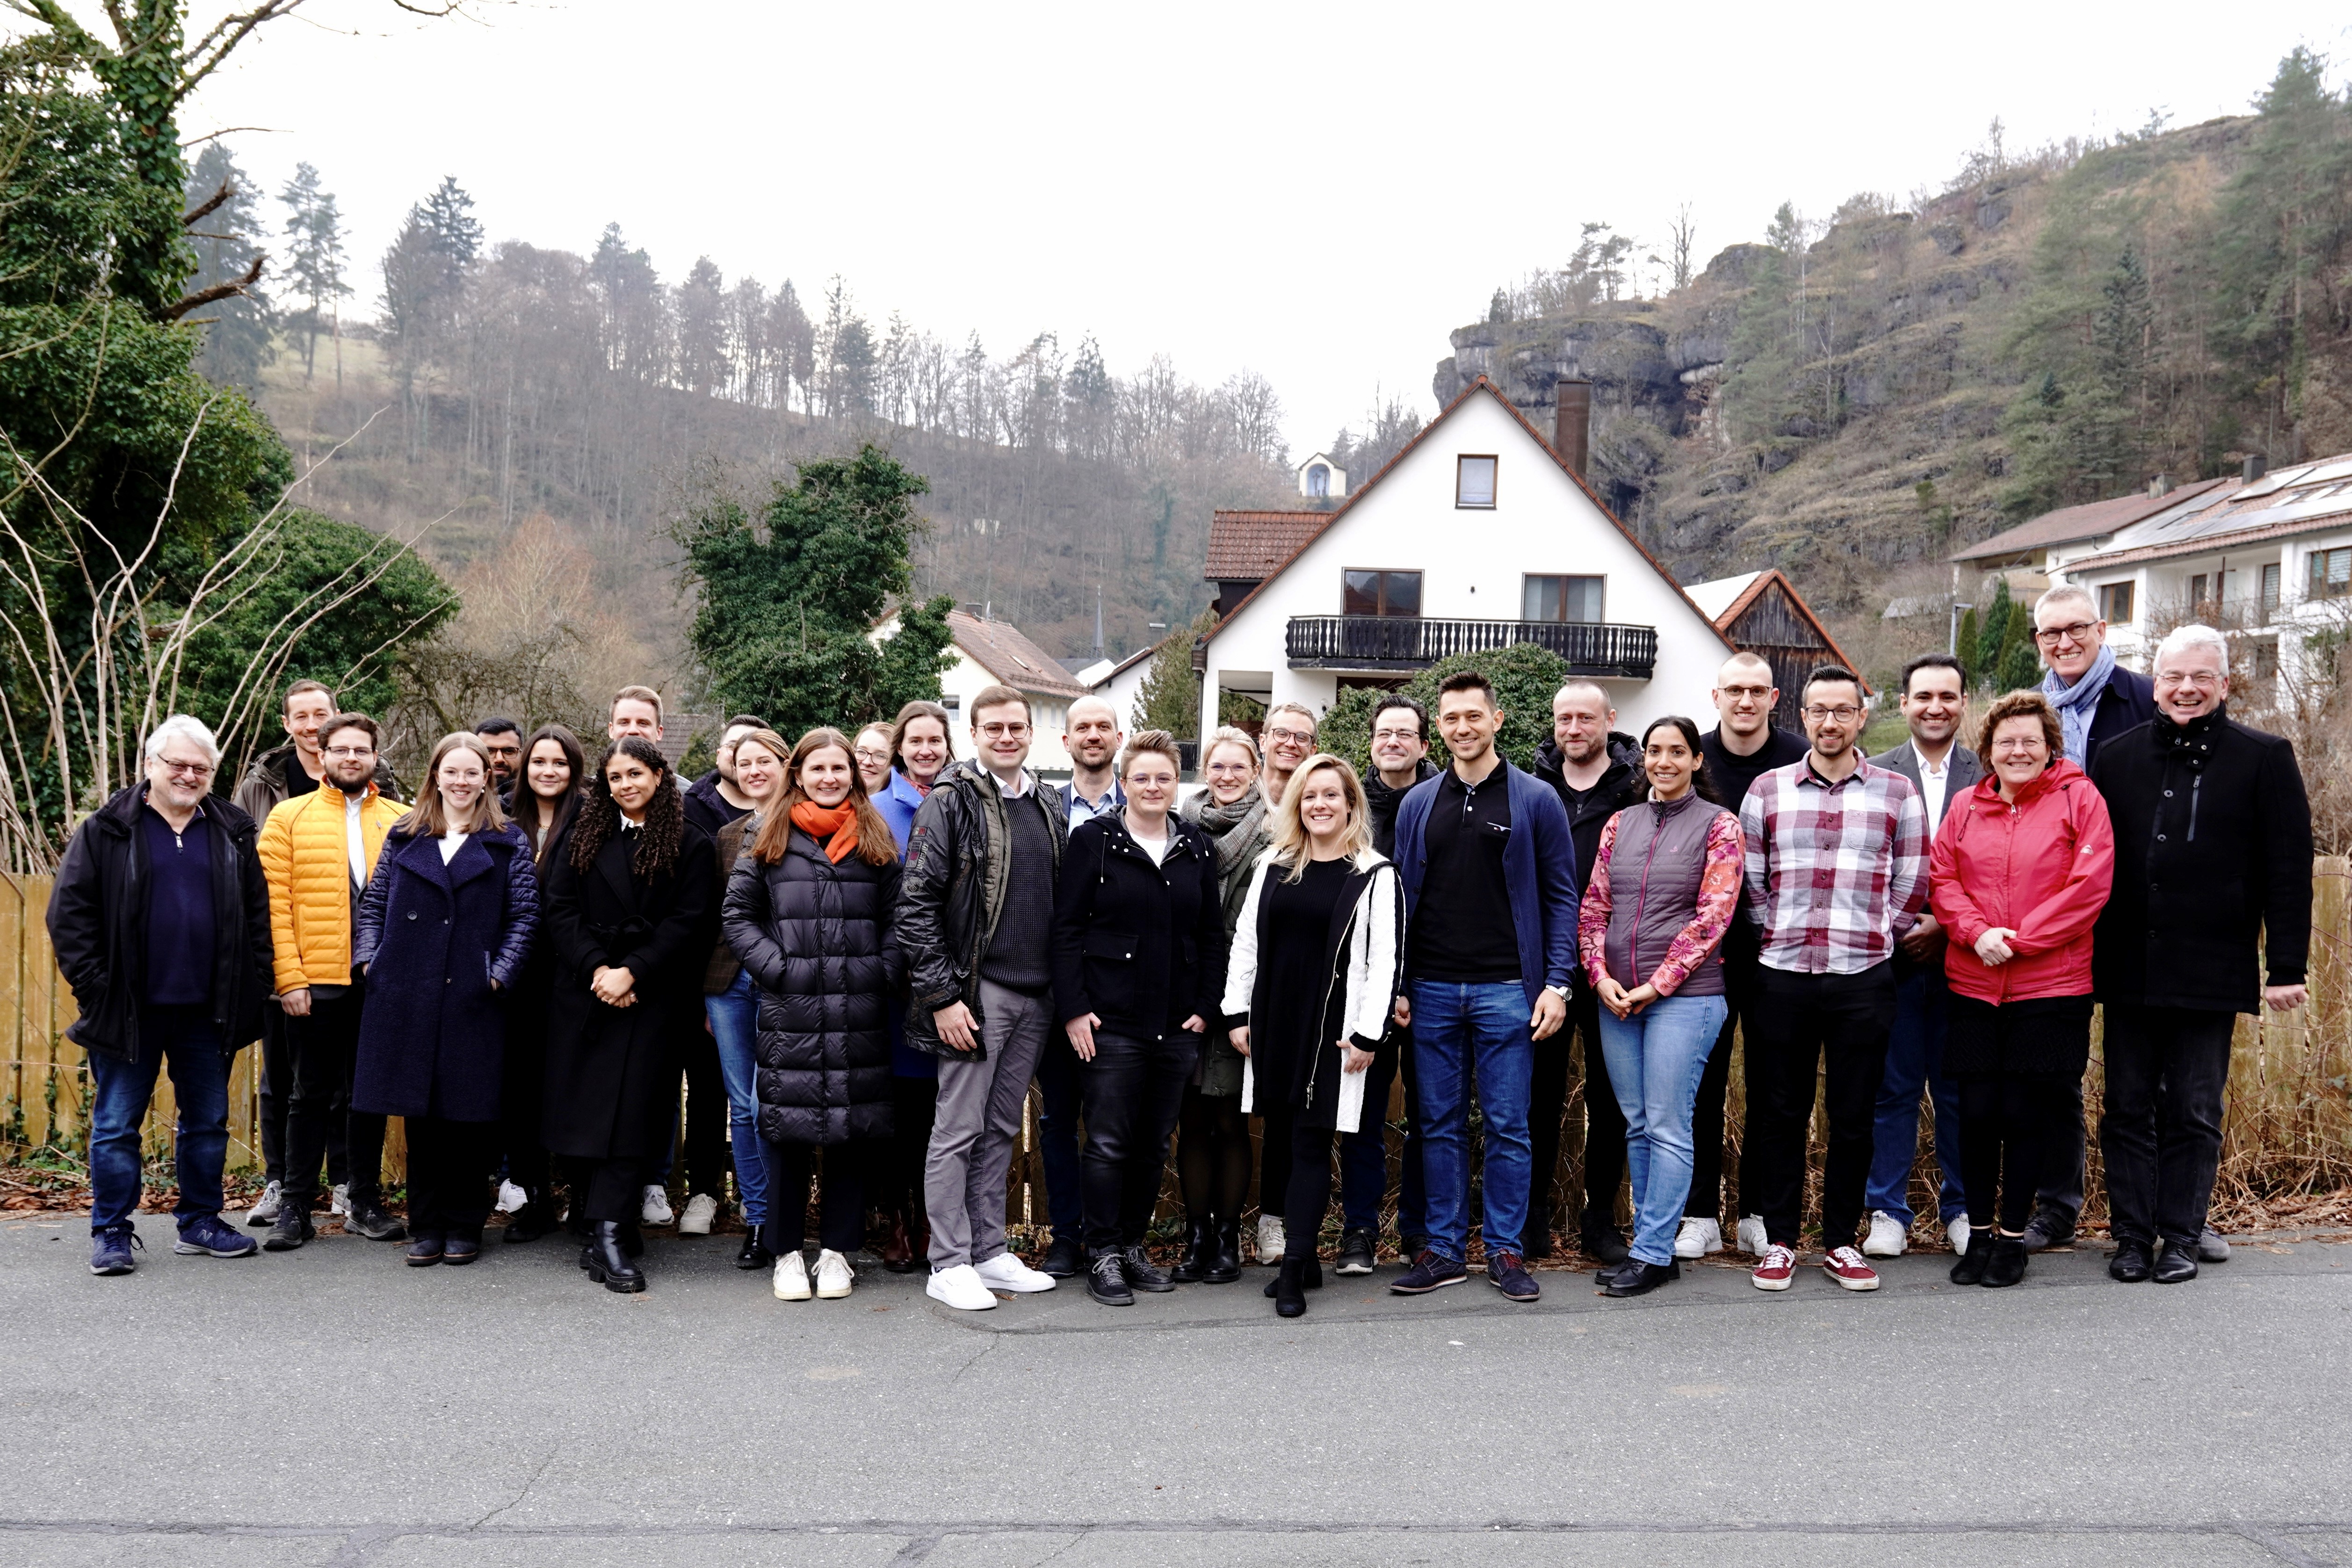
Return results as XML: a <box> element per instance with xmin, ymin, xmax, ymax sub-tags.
<box><xmin>2079</xmin><ymin>664</ymin><xmax>2157</xmax><ymax>775</ymax></box>
<box><xmin>351</xmin><ymin>822</ymin><xmax>538</xmax><ymax>1122</ymax></box>
<box><xmin>1391</xmin><ymin>759</ymin><xmax>1582</xmax><ymax>1015</ymax></box>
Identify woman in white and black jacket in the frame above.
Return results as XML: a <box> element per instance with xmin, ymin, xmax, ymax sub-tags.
<box><xmin>1221</xmin><ymin>753</ymin><xmax>1404</xmax><ymax>1318</ymax></box>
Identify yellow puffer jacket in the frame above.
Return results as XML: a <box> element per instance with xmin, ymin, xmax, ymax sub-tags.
<box><xmin>257</xmin><ymin>784</ymin><xmax>406</xmax><ymax>993</ymax></box>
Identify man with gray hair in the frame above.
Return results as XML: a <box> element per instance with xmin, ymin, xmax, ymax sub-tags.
<box><xmin>48</xmin><ymin>716</ymin><xmax>275</xmax><ymax>1275</ymax></box>
<box><xmin>2034</xmin><ymin>585</ymin><xmax>2155</xmax><ymax>775</ymax></box>
<box><xmin>2090</xmin><ymin>623</ymin><xmax>2311</xmax><ymax>1284</ymax></box>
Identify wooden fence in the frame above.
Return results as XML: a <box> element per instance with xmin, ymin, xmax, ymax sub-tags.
<box><xmin>6</xmin><ymin>864</ymin><xmax>2348</xmax><ymax>1225</ymax></box>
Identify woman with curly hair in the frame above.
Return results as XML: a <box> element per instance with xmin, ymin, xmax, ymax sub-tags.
<box><xmin>540</xmin><ymin>736</ymin><xmax>719</xmax><ymax>1293</ymax></box>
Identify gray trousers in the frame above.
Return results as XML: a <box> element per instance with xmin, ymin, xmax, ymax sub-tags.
<box><xmin>925</xmin><ymin>979</ymin><xmax>1049</xmax><ymax>1271</ymax></box>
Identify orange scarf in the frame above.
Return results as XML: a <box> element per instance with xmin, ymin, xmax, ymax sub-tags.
<box><xmin>791</xmin><ymin>799</ymin><xmax>860</xmax><ymax>863</ymax></box>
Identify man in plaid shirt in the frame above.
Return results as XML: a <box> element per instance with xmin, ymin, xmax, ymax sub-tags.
<box><xmin>1739</xmin><ymin>664</ymin><xmax>1929</xmax><ymax>1294</ymax></box>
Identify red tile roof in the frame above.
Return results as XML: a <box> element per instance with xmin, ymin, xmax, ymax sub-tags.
<box><xmin>1206</xmin><ymin>510</ymin><xmax>1332</xmax><ymax>582</ymax></box>
<box><xmin>947</xmin><ymin>609</ymin><xmax>1088</xmax><ymax>698</ymax></box>
<box><xmin>1949</xmin><ymin>479</ymin><xmax>2225</xmax><ymax>564</ymax></box>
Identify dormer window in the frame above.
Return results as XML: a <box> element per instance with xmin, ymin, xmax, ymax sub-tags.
<box><xmin>1456</xmin><ymin>455</ymin><xmax>1497</xmax><ymax>508</ymax></box>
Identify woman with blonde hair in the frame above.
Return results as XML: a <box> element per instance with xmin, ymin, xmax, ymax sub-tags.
<box><xmin>353</xmin><ymin>732</ymin><xmax>539</xmax><ymax>1267</ymax></box>
<box><xmin>1219</xmin><ymin>753</ymin><xmax>1403</xmax><ymax>1316</ymax></box>
<box><xmin>1173</xmin><ymin>724</ymin><xmax>1269</xmax><ymax>1279</ymax></box>
<box><xmin>702</xmin><ymin>727</ymin><xmax>790</xmax><ymax>1270</ymax></box>
<box><xmin>722</xmin><ymin>727</ymin><xmax>904</xmax><ymax>1301</ymax></box>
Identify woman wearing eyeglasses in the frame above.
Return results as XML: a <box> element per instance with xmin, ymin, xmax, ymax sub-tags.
<box><xmin>866</xmin><ymin>701</ymin><xmax>955</xmax><ymax>1272</ymax></box>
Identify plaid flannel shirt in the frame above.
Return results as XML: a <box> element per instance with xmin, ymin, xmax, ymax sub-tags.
<box><xmin>1740</xmin><ymin>756</ymin><xmax>1928</xmax><ymax>975</ymax></box>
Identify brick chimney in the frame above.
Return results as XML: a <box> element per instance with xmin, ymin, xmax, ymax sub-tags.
<box><xmin>1553</xmin><ymin>377</ymin><xmax>1592</xmax><ymax>479</ymax></box>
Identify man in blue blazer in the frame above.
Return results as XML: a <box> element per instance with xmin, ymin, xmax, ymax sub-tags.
<box><xmin>1388</xmin><ymin>671</ymin><xmax>1580</xmax><ymax>1303</ymax></box>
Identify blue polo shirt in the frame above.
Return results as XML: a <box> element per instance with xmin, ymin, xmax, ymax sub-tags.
<box><xmin>139</xmin><ymin>799</ymin><xmax>215</xmax><ymax>1006</ymax></box>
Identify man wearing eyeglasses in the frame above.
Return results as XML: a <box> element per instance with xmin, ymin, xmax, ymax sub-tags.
<box><xmin>2018</xmin><ymin>585</ymin><xmax>2157</xmax><ymax>1253</ymax></box>
<box><xmin>1259</xmin><ymin>702</ymin><xmax>1319</xmax><ymax>809</ymax></box>
<box><xmin>1740</xmin><ymin>665</ymin><xmax>1928</xmax><ymax>1293</ymax></box>
<box><xmin>2090</xmin><ymin>624</ymin><xmax>2310</xmax><ymax>1285</ymax></box>
<box><xmin>50</xmin><ymin>716</ymin><xmax>274</xmax><ymax>1275</ymax></box>
<box><xmin>898</xmin><ymin>684</ymin><xmax>1070</xmax><ymax>1309</ymax></box>
<box><xmin>256</xmin><ymin>714</ymin><xmax>411</xmax><ymax>1250</ymax></box>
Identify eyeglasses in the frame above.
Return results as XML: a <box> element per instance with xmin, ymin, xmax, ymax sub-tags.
<box><xmin>1265</xmin><ymin>726</ymin><xmax>1315</xmax><ymax>746</ymax></box>
<box><xmin>1371</xmin><ymin>728</ymin><xmax>1420</xmax><ymax>743</ymax></box>
<box><xmin>157</xmin><ymin>758</ymin><xmax>214</xmax><ymax>779</ymax></box>
<box><xmin>2155</xmin><ymin>671</ymin><xmax>2225</xmax><ymax>689</ymax></box>
<box><xmin>1718</xmin><ymin>684</ymin><xmax>1773</xmax><ymax>701</ymax></box>
<box><xmin>977</xmin><ymin>722</ymin><xmax>1030</xmax><ymax>739</ymax></box>
<box><xmin>1803</xmin><ymin>706</ymin><xmax>1862</xmax><ymax>723</ymax></box>
<box><xmin>852</xmin><ymin>748</ymin><xmax>891</xmax><ymax>766</ymax></box>
<box><xmin>2034</xmin><ymin>621</ymin><xmax>2099</xmax><ymax>646</ymax></box>
<box><xmin>324</xmin><ymin>745</ymin><xmax>375</xmax><ymax>759</ymax></box>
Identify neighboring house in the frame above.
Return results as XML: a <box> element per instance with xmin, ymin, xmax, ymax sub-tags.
<box><xmin>1684</xmin><ymin>570</ymin><xmax>1870</xmax><ymax>730</ymax></box>
<box><xmin>1948</xmin><ymin>477</ymin><xmax>2226</xmax><ymax>596</ymax></box>
<box><xmin>872</xmin><ymin>607</ymin><xmax>1088</xmax><ymax>771</ymax></box>
<box><xmin>1194</xmin><ymin>376</ymin><xmax>1733</xmax><ymax>740</ymax></box>
<box><xmin>1079</xmin><ymin>639</ymin><xmax>1163</xmax><ymax>731</ymax></box>
<box><xmin>2050</xmin><ymin>452</ymin><xmax>2352</xmax><ymax>684</ymax></box>
<box><xmin>1296</xmin><ymin>452</ymin><xmax>1347</xmax><ymax>501</ymax></box>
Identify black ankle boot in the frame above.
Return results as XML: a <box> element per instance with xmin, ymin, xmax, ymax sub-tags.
<box><xmin>1274</xmin><ymin>1255</ymin><xmax>1308</xmax><ymax>1318</ymax></box>
<box><xmin>1171</xmin><ymin>1217</ymin><xmax>1210</xmax><ymax>1284</ymax></box>
<box><xmin>1982</xmin><ymin>1234</ymin><xmax>2028</xmax><ymax>1288</ymax></box>
<box><xmin>586</xmin><ymin>1221</ymin><xmax>645</xmax><ymax>1293</ymax></box>
<box><xmin>1949</xmin><ymin>1228</ymin><xmax>1994</xmax><ymax>1286</ymax></box>
<box><xmin>504</xmin><ymin>1189</ymin><xmax>556</xmax><ymax>1244</ymax></box>
<box><xmin>1204</xmin><ymin>1215</ymin><xmax>1242</xmax><ymax>1284</ymax></box>
<box><xmin>1265</xmin><ymin>1250</ymin><xmax>1323</xmax><ymax>1296</ymax></box>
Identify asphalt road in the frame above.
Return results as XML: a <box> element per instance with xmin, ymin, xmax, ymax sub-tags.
<box><xmin>3</xmin><ymin>1214</ymin><xmax>2348</xmax><ymax>1568</ymax></box>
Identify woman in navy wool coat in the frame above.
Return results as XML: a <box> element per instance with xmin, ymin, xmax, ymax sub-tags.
<box><xmin>354</xmin><ymin>732</ymin><xmax>538</xmax><ymax>1268</ymax></box>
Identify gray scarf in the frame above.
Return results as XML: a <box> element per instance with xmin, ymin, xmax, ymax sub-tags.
<box><xmin>1182</xmin><ymin>784</ymin><xmax>1268</xmax><ymax>933</ymax></box>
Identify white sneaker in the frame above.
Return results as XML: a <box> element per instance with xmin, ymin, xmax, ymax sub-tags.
<box><xmin>973</xmin><ymin>1251</ymin><xmax>1057</xmax><ymax>1293</ymax></box>
<box><xmin>246</xmin><ymin>1179</ymin><xmax>282</xmax><ymax>1227</ymax></box>
<box><xmin>814</xmin><ymin>1249</ymin><xmax>854</xmax><ymax>1299</ymax></box>
<box><xmin>1946</xmin><ymin>1214</ymin><xmax>1972</xmax><ymax>1255</ymax></box>
<box><xmin>678</xmin><ymin>1193</ymin><xmax>718</xmax><ymax>1236</ymax></box>
<box><xmin>496</xmin><ymin>1180</ymin><xmax>528</xmax><ymax>1215</ymax></box>
<box><xmin>1862</xmin><ymin>1210</ymin><xmax>1909</xmax><ymax>1258</ymax></box>
<box><xmin>640</xmin><ymin>1185</ymin><xmax>675</xmax><ymax>1226</ymax></box>
<box><xmin>926</xmin><ymin>1263</ymin><xmax>998</xmax><ymax>1311</ymax></box>
<box><xmin>773</xmin><ymin>1250</ymin><xmax>811</xmax><ymax>1301</ymax></box>
<box><xmin>1735</xmin><ymin>1214</ymin><xmax>1768</xmax><ymax>1257</ymax></box>
<box><xmin>1256</xmin><ymin>1214</ymin><xmax>1286</xmax><ymax>1264</ymax></box>
<box><xmin>329</xmin><ymin>1182</ymin><xmax>350</xmax><ymax>1218</ymax></box>
<box><xmin>1673</xmin><ymin>1217</ymin><xmax>1722</xmax><ymax>1260</ymax></box>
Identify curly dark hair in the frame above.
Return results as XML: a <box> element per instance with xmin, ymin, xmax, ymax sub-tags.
<box><xmin>569</xmin><ymin>736</ymin><xmax>684</xmax><ymax>878</ymax></box>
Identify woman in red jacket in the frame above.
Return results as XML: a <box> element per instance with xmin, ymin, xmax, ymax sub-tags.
<box><xmin>1929</xmin><ymin>689</ymin><xmax>2115</xmax><ymax>1288</ymax></box>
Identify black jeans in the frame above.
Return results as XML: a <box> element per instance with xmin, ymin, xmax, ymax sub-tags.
<box><xmin>1179</xmin><ymin>1086</ymin><xmax>1251</xmax><ymax>1221</ymax></box>
<box><xmin>580</xmin><ymin>1157</ymin><xmax>644</xmax><ymax>1224</ymax></box>
<box><xmin>1957</xmin><ymin>1074</ymin><xmax>2078</xmax><ymax>1233</ymax></box>
<box><xmin>258</xmin><ymin>1002</ymin><xmax>345</xmax><ymax>1187</ymax></box>
<box><xmin>1283</xmin><ymin>1121</ymin><xmax>1339</xmax><ymax>1251</ymax></box>
<box><xmin>1687</xmin><ymin>932</ymin><xmax>1764</xmax><ymax>1221</ymax></box>
<box><xmin>874</xmin><ymin>1075</ymin><xmax>938</xmax><ymax>1235</ymax></box>
<box><xmin>1749</xmin><ymin>963</ymin><xmax>1898</xmax><ymax>1250</ymax></box>
<box><xmin>1078</xmin><ymin>1031</ymin><xmax>1195</xmax><ymax>1255</ymax></box>
<box><xmin>2100</xmin><ymin>1003</ymin><xmax>2236</xmax><ymax>1250</ymax></box>
<box><xmin>405</xmin><ymin>1115</ymin><xmax>497</xmax><ymax>1238</ymax></box>
<box><xmin>764</xmin><ymin>1138</ymin><xmax>867</xmax><ymax>1255</ymax></box>
<box><xmin>1528</xmin><ymin>989</ymin><xmax>1625</xmax><ymax>1237</ymax></box>
<box><xmin>659</xmin><ymin>1028</ymin><xmax>730</xmax><ymax>1199</ymax></box>
<box><xmin>282</xmin><ymin>988</ymin><xmax>385</xmax><ymax>1208</ymax></box>
<box><xmin>499</xmin><ymin>1022</ymin><xmax>550</xmax><ymax>1195</ymax></box>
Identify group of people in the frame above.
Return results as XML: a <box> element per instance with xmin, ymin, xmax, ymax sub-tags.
<box><xmin>47</xmin><ymin>582</ymin><xmax>2311</xmax><ymax>1310</ymax></box>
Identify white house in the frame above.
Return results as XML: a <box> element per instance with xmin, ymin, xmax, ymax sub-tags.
<box><xmin>1082</xmin><ymin>639</ymin><xmax>1163</xmax><ymax>731</ymax></box>
<box><xmin>1295</xmin><ymin>452</ymin><xmax>1347</xmax><ymax>501</ymax></box>
<box><xmin>1948</xmin><ymin>477</ymin><xmax>2226</xmax><ymax>597</ymax></box>
<box><xmin>1195</xmin><ymin>376</ymin><xmax>1733</xmax><ymax>740</ymax></box>
<box><xmin>2050</xmin><ymin>452</ymin><xmax>2352</xmax><ymax>686</ymax></box>
<box><xmin>872</xmin><ymin>607</ymin><xmax>1088</xmax><ymax>772</ymax></box>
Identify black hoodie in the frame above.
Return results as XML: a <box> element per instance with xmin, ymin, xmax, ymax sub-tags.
<box><xmin>1362</xmin><ymin>758</ymin><xmax>1440</xmax><ymax>858</ymax></box>
<box><xmin>1531</xmin><ymin>734</ymin><xmax>1646</xmax><ymax>895</ymax></box>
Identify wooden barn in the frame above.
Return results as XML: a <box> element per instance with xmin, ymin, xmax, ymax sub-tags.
<box><xmin>1683</xmin><ymin>570</ymin><xmax>1868</xmax><ymax>732</ymax></box>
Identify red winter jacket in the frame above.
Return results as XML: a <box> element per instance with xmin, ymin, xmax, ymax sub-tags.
<box><xmin>1929</xmin><ymin>758</ymin><xmax>2115</xmax><ymax>1005</ymax></box>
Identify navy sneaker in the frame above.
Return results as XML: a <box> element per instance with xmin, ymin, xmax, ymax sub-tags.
<box><xmin>89</xmin><ymin>1226</ymin><xmax>142</xmax><ymax>1276</ymax></box>
<box><xmin>1389</xmin><ymin>1249</ymin><xmax>1469</xmax><ymax>1295</ymax></box>
<box><xmin>173</xmin><ymin>1213</ymin><xmax>258</xmax><ymax>1259</ymax></box>
<box><xmin>1487</xmin><ymin>1250</ymin><xmax>1541</xmax><ymax>1302</ymax></box>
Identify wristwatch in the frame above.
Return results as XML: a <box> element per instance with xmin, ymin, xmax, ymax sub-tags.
<box><xmin>1542</xmin><ymin>983</ymin><xmax>1570</xmax><ymax>1003</ymax></box>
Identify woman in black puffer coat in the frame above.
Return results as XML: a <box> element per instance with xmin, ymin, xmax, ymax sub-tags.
<box><xmin>721</xmin><ymin>728</ymin><xmax>904</xmax><ymax>1302</ymax></box>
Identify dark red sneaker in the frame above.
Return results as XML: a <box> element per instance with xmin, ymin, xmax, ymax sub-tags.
<box><xmin>1751</xmin><ymin>1243</ymin><xmax>1798</xmax><ymax>1292</ymax></box>
<box><xmin>1822</xmin><ymin>1246</ymin><xmax>1881</xmax><ymax>1292</ymax></box>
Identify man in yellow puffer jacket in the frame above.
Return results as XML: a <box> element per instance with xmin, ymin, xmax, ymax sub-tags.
<box><xmin>255</xmin><ymin>714</ymin><xmax>410</xmax><ymax>1249</ymax></box>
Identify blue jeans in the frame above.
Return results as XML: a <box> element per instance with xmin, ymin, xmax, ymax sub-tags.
<box><xmin>1866</xmin><ymin>971</ymin><xmax>1966</xmax><ymax>1229</ymax></box>
<box><xmin>705</xmin><ymin>971</ymin><xmax>769</xmax><ymax>1226</ymax></box>
<box><xmin>87</xmin><ymin>1007</ymin><xmax>231</xmax><ymax>1234</ymax></box>
<box><xmin>1598</xmin><ymin>993</ymin><xmax>1729</xmax><ymax>1267</ymax></box>
<box><xmin>1340</xmin><ymin>1032</ymin><xmax>1426</xmax><ymax>1243</ymax></box>
<box><xmin>1036</xmin><ymin>1033</ymin><xmax>1084</xmax><ymax>1242</ymax></box>
<box><xmin>1411</xmin><ymin>980</ymin><xmax>1534</xmax><ymax>1264</ymax></box>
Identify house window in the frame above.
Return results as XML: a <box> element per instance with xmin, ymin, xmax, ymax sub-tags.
<box><xmin>2250</xmin><ymin>640</ymin><xmax>2280</xmax><ymax>681</ymax></box>
<box><xmin>1343</xmin><ymin>570</ymin><xmax>1422</xmax><ymax>618</ymax></box>
<box><xmin>1456</xmin><ymin>455</ymin><xmax>1498</xmax><ymax>508</ymax></box>
<box><xmin>1306</xmin><ymin>463</ymin><xmax>1330</xmax><ymax>499</ymax></box>
<box><xmin>1522</xmin><ymin>574</ymin><xmax>1606</xmax><ymax>623</ymax></box>
<box><xmin>2098</xmin><ymin>581</ymin><xmax>2135</xmax><ymax>625</ymax></box>
<box><xmin>2260</xmin><ymin>562</ymin><xmax>2281</xmax><ymax>620</ymax></box>
<box><xmin>2309</xmin><ymin>546</ymin><xmax>2352</xmax><ymax>600</ymax></box>
<box><xmin>2188</xmin><ymin>573</ymin><xmax>2208</xmax><ymax>611</ymax></box>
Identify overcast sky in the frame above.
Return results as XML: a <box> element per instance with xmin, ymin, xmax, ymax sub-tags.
<box><xmin>49</xmin><ymin>1</ymin><xmax>2352</xmax><ymax>455</ymax></box>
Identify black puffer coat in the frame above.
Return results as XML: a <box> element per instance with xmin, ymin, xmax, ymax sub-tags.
<box><xmin>723</xmin><ymin>828</ymin><xmax>905</xmax><ymax>1146</ymax></box>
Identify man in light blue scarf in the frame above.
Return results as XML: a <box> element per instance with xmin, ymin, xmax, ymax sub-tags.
<box><xmin>2031</xmin><ymin>585</ymin><xmax>2155</xmax><ymax>775</ymax></box>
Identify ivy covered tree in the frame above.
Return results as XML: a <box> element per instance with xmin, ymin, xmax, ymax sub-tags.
<box><xmin>674</xmin><ymin>446</ymin><xmax>955</xmax><ymax>734</ymax></box>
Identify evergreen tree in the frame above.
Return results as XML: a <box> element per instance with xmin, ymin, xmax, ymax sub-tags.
<box><xmin>278</xmin><ymin>162</ymin><xmax>347</xmax><ymax>381</ymax></box>
<box><xmin>1130</xmin><ymin>608</ymin><xmax>1216</xmax><ymax>734</ymax></box>
<box><xmin>182</xmin><ymin>141</ymin><xmax>273</xmax><ymax>388</ymax></box>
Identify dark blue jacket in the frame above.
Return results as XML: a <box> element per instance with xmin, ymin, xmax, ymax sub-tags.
<box><xmin>1391</xmin><ymin>759</ymin><xmax>1581</xmax><ymax>1014</ymax></box>
<box><xmin>351</xmin><ymin>822</ymin><xmax>538</xmax><ymax>1122</ymax></box>
<box><xmin>2081</xmin><ymin>664</ymin><xmax>2157</xmax><ymax>775</ymax></box>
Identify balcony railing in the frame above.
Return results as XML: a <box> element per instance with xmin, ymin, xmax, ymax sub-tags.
<box><xmin>1284</xmin><ymin>615</ymin><xmax>1658</xmax><ymax>678</ymax></box>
